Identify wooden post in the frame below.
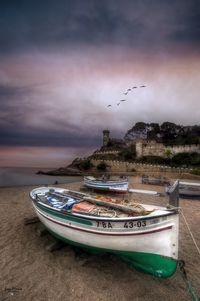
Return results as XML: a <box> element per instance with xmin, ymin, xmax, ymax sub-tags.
<box><xmin>167</xmin><ymin>180</ymin><xmax>179</xmax><ymax>208</ymax></box>
<box><xmin>24</xmin><ymin>216</ymin><xmax>40</xmax><ymax>225</ymax></box>
<box><xmin>46</xmin><ymin>240</ymin><xmax>65</xmax><ymax>252</ymax></box>
<box><xmin>36</xmin><ymin>224</ymin><xmax>48</xmax><ymax>237</ymax></box>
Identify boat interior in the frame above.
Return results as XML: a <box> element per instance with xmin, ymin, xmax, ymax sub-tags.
<box><xmin>31</xmin><ymin>187</ymin><xmax>175</xmax><ymax>219</ymax></box>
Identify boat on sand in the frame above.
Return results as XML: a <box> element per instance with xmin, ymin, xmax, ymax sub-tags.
<box><xmin>29</xmin><ymin>183</ymin><xmax>179</xmax><ymax>278</ymax></box>
<box><xmin>84</xmin><ymin>175</ymin><xmax>128</xmax><ymax>193</ymax></box>
<box><xmin>142</xmin><ymin>175</ymin><xmax>170</xmax><ymax>186</ymax></box>
<box><xmin>179</xmin><ymin>181</ymin><xmax>200</xmax><ymax>198</ymax></box>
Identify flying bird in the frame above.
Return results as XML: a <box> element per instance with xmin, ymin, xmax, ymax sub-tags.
<box><xmin>120</xmin><ymin>99</ymin><xmax>126</xmax><ymax>102</ymax></box>
<box><xmin>140</xmin><ymin>85</ymin><xmax>146</xmax><ymax>88</ymax></box>
<box><xmin>132</xmin><ymin>86</ymin><xmax>137</xmax><ymax>89</ymax></box>
<box><xmin>127</xmin><ymin>88</ymin><xmax>131</xmax><ymax>91</ymax></box>
<box><xmin>123</xmin><ymin>92</ymin><xmax>128</xmax><ymax>95</ymax></box>
<box><xmin>117</xmin><ymin>102</ymin><xmax>120</xmax><ymax>106</ymax></box>
<box><xmin>107</xmin><ymin>105</ymin><xmax>112</xmax><ymax>107</ymax></box>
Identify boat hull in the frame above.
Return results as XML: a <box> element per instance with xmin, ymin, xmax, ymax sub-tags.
<box><xmin>84</xmin><ymin>176</ymin><xmax>128</xmax><ymax>193</ymax></box>
<box><xmin>47</xmin><ymin>226</ymin><xmax>177</xmax><ymax>278</ymax></box>
<box><xmin>178</xmin><ymin>182</ymin><xmax>200</xmax><ymax>198</ymax></box>
<box><xmin>32</xmin><ymin>199</ymin><xmax>179</xmax><ymax>278</ymax></box>
<box><xmin>179</xmin><ymin>188</ymin><xmax>200</xmax><ymax>198</ymax></box>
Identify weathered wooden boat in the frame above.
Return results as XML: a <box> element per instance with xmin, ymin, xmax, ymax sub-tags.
<box><xmin>84</xmin><ymin>176</ymin><xmax>129</xmax><ymax>193</ymax></box>
<box><xmin>142</xmin><ymin>175</ymin><xmax>170</xmax><ymax>186</ymax></box>
<box><xmin>29</xmin><ymin>185</ymin><xmax>179</xmax><ymax>278</ymax></box>
<box><xmin>179</xmin><ymin>181</ymin><xmax>200</xmax><ymax>198</ymax></box>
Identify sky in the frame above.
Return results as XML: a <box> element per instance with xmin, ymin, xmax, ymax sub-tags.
<box><xmin>0</xmin><ymin>0</ymin><xmax>200</xmax><ymax>167</ymax></box>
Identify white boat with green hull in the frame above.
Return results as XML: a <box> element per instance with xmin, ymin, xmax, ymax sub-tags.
<box><xmin>29</xmin><ymin>184</ymin><xmax>179</xmax><ymax>278</ymax></box>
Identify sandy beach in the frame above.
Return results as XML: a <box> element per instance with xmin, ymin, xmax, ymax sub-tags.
<box><xmin>0</xmin><ymin>176</ymin><xmax>200</xmax><ymax>301</ymax></box>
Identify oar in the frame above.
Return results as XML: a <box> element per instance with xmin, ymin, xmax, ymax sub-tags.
<box><xmin>83</xmin><ymin>196</ymin><xmax>146</xmax><ymax>215</ymax></box>
<box><xmin>179</xmin><ymin>181</ymin><xmax>200</xmax><ymax>187</ymax></box>
<box><xmin>111</xmin><ymin>187</ymin><xmax>160</xmax><ymax>196</ymax></box>
<box><xmin>128</xmin><ymin>188</ymin><xmax>160</xmax><ymax>196</ymax></box>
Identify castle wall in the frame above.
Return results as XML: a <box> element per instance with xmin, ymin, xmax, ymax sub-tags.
<box><xmin>135</xmin><ymin>141</ymin><xmax>200</xmax><ymax>158</ymax></box>
<box><xmin>102</xmin><ymin>130</ymin><xmax>200</xmax><ymax>158</ymax></box>
<box><xmin>170</xmin><ymin>144</ymin><xmax>200</xmax><ymax>155</ymax></box>
<box><xmin>103</xmin><ymin>130</ymin><xmax>110</xmax><ymax>147</ymax></box>
<box><xmin>94</xmin><ymin>150</ymin><xmax>120</xmax><ymax>155</ymax></box>
<box><xmin>141</xmin><ymin>141</ymin><xmax>166</xmax><ymax>157</ymax></box>
<box><xmin>135</xmin><ymin>141</ymin><xmax>143</xmax><ymax>158</ymax></box>
<box><xmin>91</xmin><ymin>159</ymin><xmax>192</xmax><ymax>173</ymax></box>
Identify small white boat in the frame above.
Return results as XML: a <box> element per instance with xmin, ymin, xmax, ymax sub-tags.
<box><xmin>30</xmin><ymin>185</ymin><xmax>179</xmax><ymax>278</ymax></box>
<box><xmin>84</xmin><ymin>176</ymin><xmax>129</xmax><ymax>193</ymax></box>
<box><xmin>142</xmin><ymin>175</ymin><xmax>170</xmax><ymax>186</ymax></box>
<box><xmin>179</xmin><ymin>181</ymin><xmax>200</xmax><ymax>198</ymax></box>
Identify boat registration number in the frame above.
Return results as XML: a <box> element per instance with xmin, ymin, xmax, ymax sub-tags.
<box><xmin>96</xmin><ymin>220</ymin><xmax>146</xmax><ymax>229</ymax></box>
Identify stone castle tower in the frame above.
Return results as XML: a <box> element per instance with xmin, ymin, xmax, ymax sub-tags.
<box><xmin>103</xmin><ymin>130</ymin><xmax>110</xmax><ymax>147</ymax></box>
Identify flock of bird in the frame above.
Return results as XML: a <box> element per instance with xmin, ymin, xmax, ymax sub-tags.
<box><xmin>107</xmin><ymin>85</ymin><xmax>146</xmax><ymax>108</ymax></box>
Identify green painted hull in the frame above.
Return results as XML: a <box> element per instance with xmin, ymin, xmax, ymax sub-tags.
<box><xmin>46</xmin><ymin>227</ymin><xmax>177</xmax><ymax>278</ymax></box>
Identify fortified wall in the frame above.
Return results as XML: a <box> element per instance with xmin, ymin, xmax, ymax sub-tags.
<box><xmin>102</xmin><ymin>130</ymin><xmax>200</xmax><ymax>159</ymax></box>
<box><xmin>91</xmin><ymin>159</ymin><xmax>192</xmax><ymax>173</ymax></box>
<box><xmin>135</xmin><ymin>140</ymin><xmax>200</xmax><ymax>158</ymax></box>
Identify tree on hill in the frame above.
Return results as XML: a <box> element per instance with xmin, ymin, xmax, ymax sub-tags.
<box><xmin>171</xmin><ymin>152</ymin><xmax>200</xmax><ymax>167</ymax></box>
<box><xmin>119</xmin><ymin>145</ymin><xmax>136</xmax><ymax>161</ymax></box>
<box><xmin>73</xmin><ymin>159</ymin><xmax>93</xmax><ymax>170</ymax></box>
<box><xmin>124</xmin><ymin>121</ymin><xmax>200</xmax><ymax>145</ymax></box>
<box><xmin>133</xmin><ymin>122</ymin><xmax>147</xmax><ymax>131</ymax></box>
<box><xmin>96</xmin><ymin>161</ymin><xmax>109</xmax><ymax>171</ymax></box>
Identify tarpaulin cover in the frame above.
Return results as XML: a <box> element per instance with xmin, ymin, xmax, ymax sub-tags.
<box><xmin>72</xmin><ymin>201</ymin><xmax>96</xmax><ymax>213</ymax></box>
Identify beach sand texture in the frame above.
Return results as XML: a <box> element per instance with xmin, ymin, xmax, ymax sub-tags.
<box><xmin>0</xmin><ymin>177</ymin><xmax>200</xmax><ymax>301</ymax></box>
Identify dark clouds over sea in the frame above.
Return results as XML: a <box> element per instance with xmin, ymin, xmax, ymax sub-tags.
<box><xmin>0</xmin><ymin>0</ymin><xmax>199</xmax><ymax>166</ymax></box>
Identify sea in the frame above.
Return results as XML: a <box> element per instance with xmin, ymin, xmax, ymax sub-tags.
<box><xmin>0</xmin><ymin>167</ymin><xmax>82</xmax><ymax>187</ymax></box>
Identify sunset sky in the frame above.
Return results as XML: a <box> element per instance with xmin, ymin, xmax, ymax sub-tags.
<box><xmin>0</xmin><ymin>0</ymin><xmax>199</xmax><ymax>167</ymax></box>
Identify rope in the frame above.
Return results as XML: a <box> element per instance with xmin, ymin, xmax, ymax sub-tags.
<box><xmin>180</xmin><ymin>209</ymin><xmax>200</xmax><ymax>256</ymax></box>
<box><xmin>179</xmin><ymin>260</ymin><xmax>200</xmax><ymax>301</ymax></box>
<box><xmin>179</xmin><ymin>210</ymin><xmax>200</xmax><ymax>300</ymax></box>
<box><xmin>90</xmin><ymin>207</ymin><xmax>117</xmax><ymax>218</ymax></box>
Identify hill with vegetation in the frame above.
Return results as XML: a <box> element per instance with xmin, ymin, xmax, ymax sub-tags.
<box><xmin>39</xmin><ymin>121</ymin><xmax>200</xmax><ymax>176</ymax></box>
<box><xmin>124</xmin><ymin>122</ymin><xmax>200</xmax><ymax>145</ymax></box>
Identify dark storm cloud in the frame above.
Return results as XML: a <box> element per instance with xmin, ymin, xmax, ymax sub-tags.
<box><xmin>0</xmin><ymin>83</ymin><xmax>40</xmax><ymax>125</ymax></box>
<box><xmin>0</xmin><ymin>83</ymin><xmax>34</xmax><ymax>97</ymax></box>
<box><xmin>171</xmin><ymin>10</ymin><xmax>200</xmax><ymax>42</ymax></box>
<box><xmin>0</xmin><ymin>82</ymin><xmax>101</xmax><ymax>147</ymax></box>
<box><xmin>0</xmin><ymin>127</ymin><xmax>100</xmax><ymax>147</ymax></box>
<box><xmin>0</xmin><ymin>0</ymin><xmax>199</xmax><ymax>54</ymax></box>
<box><xmin>0</xmin><ymin>0</ymin><xmax>199</xmax><ymax>151</ymax></box>
<box><xmin>0</xmin><ymin>83</ymin><xmax>34</xmax><ymax>126</ymax></box>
